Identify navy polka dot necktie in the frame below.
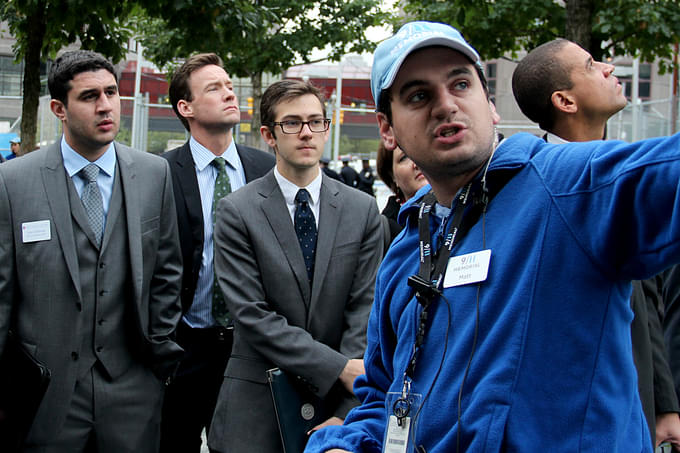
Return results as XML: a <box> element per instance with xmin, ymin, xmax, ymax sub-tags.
<box><xmin>294</xmin><ymin>189</ymin><xmax>317</xmax><ymax>283</ymax></box>
<box><xmin>212</xmin><ymin>157</ymin><xmax>232</xmax><ymax>326</ymax></box>
<box><xmin>80</xmin><ymin>163</ymin><xmax>104</xmax><ymax>247</ymax></box>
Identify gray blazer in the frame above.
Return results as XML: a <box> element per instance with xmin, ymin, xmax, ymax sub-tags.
<box><xmin>0</xmin><ymin>141</ymin><xmax>183</xmax><ymax>443</ymax></box>
<box><xmin>208</xmin><ymin>170</ymin><xmax>383</xmax><ymax>452</ymax></box>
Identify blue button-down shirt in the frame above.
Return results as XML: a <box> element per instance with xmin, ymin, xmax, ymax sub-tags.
<box><xmin>61</xmin><ymin>135</ymin><xmax>116</xmax><ymax>225</ymax></box>
<box><xmin>183</xmin><ymin>136</ymin><xmax>246</xmax><ymax>328</ymax></box>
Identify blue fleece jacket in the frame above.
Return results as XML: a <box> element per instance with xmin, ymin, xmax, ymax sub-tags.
<box><xmin>306</xmin><ymin>132</ymin><xmax>680</xmax><ymax>453</ymax></box>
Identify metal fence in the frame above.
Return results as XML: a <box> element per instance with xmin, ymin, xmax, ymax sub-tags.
<box><xmin>10</xmin><ymin>94</ymin><xmax>680</xmax><ymax>154</ymax></box>
<box><xmin>607</xmin><ymin>98</ymin><xmax>680</xmax><ymax>141</ymax></box>
<box><xmin>496</xmin><ymin>97</ymin><xmax>680</xmax><ymax>142</ymax></box>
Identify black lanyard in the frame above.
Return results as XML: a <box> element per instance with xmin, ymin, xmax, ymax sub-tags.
<box><xmin>417</xmin><ymin>183</ymin><xmax>473</xmax><ymax>290</ymax></box>
<box><xmin>401</xmin><ymin>183</ymin><xmax>473</xmax><ymax>384</ymax></box>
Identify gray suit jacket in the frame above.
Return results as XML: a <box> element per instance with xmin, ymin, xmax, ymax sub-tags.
<box><xmin>0</xmin><ymin>141</ymin><xmax>183</xmax><ymax>443</ymax></box>
<box><xmin>208</xmin><ymin>170</ymin><xmax>383</xmax><ymax>452</ymax></box>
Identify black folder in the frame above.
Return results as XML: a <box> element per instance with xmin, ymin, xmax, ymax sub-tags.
<box><xmin>267</xmin><ymin>368</ymin><xmax>327</xmax><ymax>453</ymax></box>
<box><xmin>0</xmin><ymin>332</ymin><xmax>51</xmax><ymax>451</ymax></box>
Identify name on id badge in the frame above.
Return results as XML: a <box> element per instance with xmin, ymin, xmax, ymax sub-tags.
<box><xmin>22</xmin><ymin>220</ymin><xmax>51</xmax><ymax>243</ymax></box>
<box><xmin>443</xmin><ymin>249</ymin><xmax>491</xmax><ymax>288</ymax></box>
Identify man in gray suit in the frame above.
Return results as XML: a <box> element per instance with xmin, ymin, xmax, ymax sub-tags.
<box><xmin>207</xmin><ymin>79</ymin><xmax>383</xmax><ymax>452</ymax></box>
<box><xmin>0</xmin><ymin>50</ymin><xmax>183</xmax><ymax>452</ymax></box>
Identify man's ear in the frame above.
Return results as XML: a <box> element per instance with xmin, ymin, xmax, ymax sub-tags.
<box><xmin>551</xmin><ymin>91</ymin><xmax>577</xmax><ymax>114</ymax></box>
<box><xmin>489</xmin><ymin>100</ymin><xmax>501</xmax><ymax>124</ymax></box>
<box><xmin>260</xmin><ymin>125</ymin><xmax>277</xmax><ymax>149</ymax></box>
<box><xmin>177</xmin><ymin>99</ymin><xmax>193</xmax><ymax>119</ymax></box>
<box><xmin>377</xmin><ymin>112</ymin><xmax>396</xmax><ymax>151</ymax></box>
<box><xmin>50</xmin><ymin>99</ymin><xmax>66</xmax><ymax>121</ymax></box>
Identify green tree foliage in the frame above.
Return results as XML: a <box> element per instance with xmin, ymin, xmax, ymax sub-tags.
<box><xmin>1</xmin><ymin>1</ymin><xmax>139</xmax><ymax>154</ymax></box>
<box><xmin>401</xmin><ymin>0</ymin><xmax>680</xmax><ymax>70</ymax></box>
<box><xmin>137</xmin><ymin>0</ymin><xmax>385</xmax><ymax>145</ymax></box>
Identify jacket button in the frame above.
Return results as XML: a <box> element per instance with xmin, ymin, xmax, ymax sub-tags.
<box><xmin>96</xmin><ymin>346</ymin><xmax>103</xmax><ymax>352</ymax></box>
<box><xmin>76</xmin><ymin>303</ymin><xmax>82</xmax><ymax>312</ymax></box>
<box><xmin>99</xmin><ymin>290</ymin><xmax>106</xmax><ymax>296</ymax></box>
<box><xmin>71</xmin><ymin>351</ymin><xmax>79</xmax><ymax>360</ymax></box>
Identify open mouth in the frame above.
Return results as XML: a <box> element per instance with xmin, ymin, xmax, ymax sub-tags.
<box><xmin>440</xmin><ymin>127</ymin><xmax>461</xmax><ymax>137</ymax></box>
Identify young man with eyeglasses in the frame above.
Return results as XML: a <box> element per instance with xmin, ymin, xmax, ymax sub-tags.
<box><xmin>207</xmin><ymin>79</ymin><xmax>383</xmax><ymax>453</ymax></box>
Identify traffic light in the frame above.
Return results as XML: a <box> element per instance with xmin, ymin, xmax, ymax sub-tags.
<box><xmin>339</xmin><ymin>110</ymin><xmax>344</xmax><ymax>124</ymax></box>
<box><xmin>247</xmin><ymin>97</ymin><xmax>254</xmax><ymax>115</ymax></box>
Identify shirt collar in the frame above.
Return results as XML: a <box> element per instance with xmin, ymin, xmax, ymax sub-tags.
<box><xmin>545</xmin><ymin>131</ymin><xmax>570</xmax><ymax>145</ymax></box>
<box><xmin>190</xmin><ymin>136</ymin><xmax>238</xmax><ymax>171</ymax></box>
<box><xmin>273</xmin><ymin>167</ymin><xmax>322</xmax><ymax>206</ymax></box>
<box><xmin>61</xmin><ymin>135</ymin><xmax>116</xmax><ymax>178</ymax></box>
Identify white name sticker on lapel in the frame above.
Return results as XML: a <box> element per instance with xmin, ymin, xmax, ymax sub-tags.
<box><xmin>443</xmin><ymin>249</ymin><xmax>491</xmax><ymax>288</ymax></box>
<box><xmin>22</xmin><ymin>220</ymin><xmax>51</xmax><ymax>243</ymax></box>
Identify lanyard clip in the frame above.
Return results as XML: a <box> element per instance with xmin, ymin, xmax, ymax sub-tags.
<box><xmin>408</xmin><ymin>274</ymin><xmax>439</xmax><ymax>306</ymax></box>
<box><xmin>401</xmin><ymin>376</ymin><xmax>411</xmax><ymax>399</ymax></box>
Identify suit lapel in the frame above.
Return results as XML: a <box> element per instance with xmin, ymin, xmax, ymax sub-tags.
<box><xmin>116</xmin><ymin>143</ymin><xmax>143</xmax><ymax>304</ymax></box>
<box><xmin>260</xmin><ymin>172</ymin><xmax>311</xmax><ymax>304</ymax></box>
<box><xmin>309</xmin><ymin>176</ymin><xmax>341</xmax><ymax>316</ymax></box>
<box><xmin>41</xmin><ymin>143</ymin><xmax>82</xmax><ymax>300</ymax></box>
<box><xmin>175</xmin><ymin>143</ymin><xmax>203</xmax><ymax>241</ymax></box>
<box><xmin>100</xmin><ymin>166</ymin><xmax>122</xmax><ymax>252</ymax></box>
<box><xmin>237</xmin><ymin>144</ymin><xmax>256</xmax><ymax>182</ymax></box>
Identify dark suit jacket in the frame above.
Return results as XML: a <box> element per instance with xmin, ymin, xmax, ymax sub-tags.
<box><xmin>208</xmin><ymin>171</ymin><xmax>383</xmax><ymax>452</ymax></box>
<box><xmin>632</xmin><ymin>277</ymin><xmax>679</xmax><ymax>444</ymax></box>
<box><xmin>662</xmin><ymin>266</ymin><xmax>680</xmax><ymax>406</ymax></box>
<box><xmin>162</xmin><ymin>141</ymin><xmax>275</xmax><ymax>315</ymax></box>
<box><xmin>0</xmin><ymin>141</ymin><xmax>183</xmax><ymax>443</ymax></box>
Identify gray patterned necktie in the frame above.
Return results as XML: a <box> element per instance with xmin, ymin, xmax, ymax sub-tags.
<box><xmin>211</xmin><ymin>157</ymin><xmax>232</xmax><ymax>326</ymax></box>
<box><xmin>80</xmin><ymin>164</ymin><xmax>104</xmax><ymax>247</ymax></box>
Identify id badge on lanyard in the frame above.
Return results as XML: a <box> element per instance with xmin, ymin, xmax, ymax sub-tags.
<box><xmin>383</xmin><ymin>389</ymin><xmax>423</xmax><ymax>453</ymax></box>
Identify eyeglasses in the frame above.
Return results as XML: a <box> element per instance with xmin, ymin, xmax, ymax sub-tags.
<box><xmin>271</xmin><ymin>119</ymin><xmax>331</xmax><ymax>134</ymax></box>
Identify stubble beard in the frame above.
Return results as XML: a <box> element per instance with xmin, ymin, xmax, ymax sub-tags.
<box><xmin>395</xmin><ymin>128</ymin><xmax>495</xmax><ymax>184</ymax></box>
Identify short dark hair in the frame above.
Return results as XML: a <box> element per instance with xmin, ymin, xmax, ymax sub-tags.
<box><xmin>376</xmin><ymin>141</ymin><xmax>404</xmax><ymax>201</ymax></box>
<box><xmin>260</xmin><ymin>79</ymin><xmax>326</xmax><ymax>138</ymax></box>
<box><xmin>512</xmin><ymin>39</ymin><xmax>572</xmax><ymax>131</ymax></box>
<box><xmin>48</xmin><ymin>50</ymin><xmax>117</xmax><ymax>105</ymax></box>
<box><xmin>169</xmin><ymin>53</ymin><xmax>225</xmax><ymax>131</ymax></box>
<box><xmin>376</xmin><ymin>47</ymin><xmax>489</xmax><ymax>124</ymax></box>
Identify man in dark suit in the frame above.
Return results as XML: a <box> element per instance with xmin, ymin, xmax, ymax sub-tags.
<box><xmin>0</xmin><ymin>50</ymin><xmax>183</xmax><ymax>452</ymax></box>
<box><xmin>160</xmin><ymin>53</ymin><xmax>275</xmax><ymax>453</ymax></box>
<box><xmin>339</xmin><ymin>156</ymin><xmax>359</xmax><ymax>188</ymax></box>
<box><xmin>320</xmin><ymin>156</ymin><xmax>342</xmax><ymax>181</ymax></box>
<box><xmin>207</xmin><ymin>79</ymin><xmax>383</xmax><ymax>452</ymax></box>
<box><xmin>512</xmin><ymin>38</ymin><xmax>680</xmax><ymax>448</ymax></box>
<box><xmin>356</xmin><ymin>159</ymin><xmax>375</xmax><ymax>196</ymax></box>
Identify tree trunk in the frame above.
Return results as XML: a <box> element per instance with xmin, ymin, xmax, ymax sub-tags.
<box><xmin>565</xmin><ymin>0</ymin><xmax>593</xmax><ymax>53</ymax></box>
<box><xmin>248</xmin><ymin>72</ymin><xmax>265</xmax><ymax>150</ymax></box>
<box><xmin>20</xmin><ymin>3</ymin><xmax>47</xmax><ymax>155</ymax></box>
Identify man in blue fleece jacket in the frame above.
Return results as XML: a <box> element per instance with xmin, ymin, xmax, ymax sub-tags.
<box><xmin>306</xmin><ymin>21</ymin><xmax>680</xmax><ymax>453</ymax></box>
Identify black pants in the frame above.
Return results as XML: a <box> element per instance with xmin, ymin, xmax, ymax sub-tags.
<box><xmin>159</xmin><ymin>323</ymin><xmax>233</xmax><ymax>453</ymax></box>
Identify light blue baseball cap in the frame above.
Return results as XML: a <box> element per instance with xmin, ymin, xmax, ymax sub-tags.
<box><xmin>371</xmin><ymin>21</ymin><xmax>482</xmax><ymax>108</ymax></box>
